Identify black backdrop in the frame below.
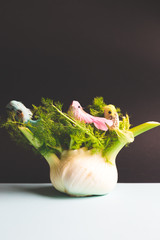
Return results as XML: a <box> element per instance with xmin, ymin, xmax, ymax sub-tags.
<box><xmin>0</xmin><ymin>1</ymin><xmax>160</xmax><ymax>183</ymax></box>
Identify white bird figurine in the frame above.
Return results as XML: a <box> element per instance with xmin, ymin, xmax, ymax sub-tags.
<box><xmin>6</xmin><ymin>100</ymin><xmax>37</xmax><ymax>124</ymax></box>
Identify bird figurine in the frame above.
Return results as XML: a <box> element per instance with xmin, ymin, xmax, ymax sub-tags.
<box><xmin>68</xmin><ymin>100</ymin><xmax>113</xmax><ymax>131</ymax></box>
<box><xmin>104</xmin><ymin>104</ymin><xmax>119</xmax><ymax>129</ymax></box>
<box><xmin>104</xmin><ymin>104</ymin><xmax>135</xmax><ymax>143</ymax></box>
<box><xmin>6</xmin><ymin>100</ymin><xmax>37</xmax><ymax>124</ymax></box>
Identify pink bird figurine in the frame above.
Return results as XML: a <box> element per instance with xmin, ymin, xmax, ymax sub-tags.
<box><xmin>68</xmin><ymin>100</ymin><xmax>113</xmax><ymax>131</ymax></box>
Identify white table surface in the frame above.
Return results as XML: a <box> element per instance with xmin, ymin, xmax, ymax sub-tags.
<box><xmin>0</xmin><ymin>183</ymin><xmax>160</xmax><ymax>240</ymax></box>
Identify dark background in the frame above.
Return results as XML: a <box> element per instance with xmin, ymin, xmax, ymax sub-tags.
<box><xmin>0</xmin><ymin>0</ymin><xmax>160</xmax><ymax>183</ymax></box>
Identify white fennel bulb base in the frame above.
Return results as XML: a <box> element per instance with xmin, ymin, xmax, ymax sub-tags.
<box><xmin>46</xmin><ymin>148</ymin><xmax>118</xmax><ymax>197</ymax></box>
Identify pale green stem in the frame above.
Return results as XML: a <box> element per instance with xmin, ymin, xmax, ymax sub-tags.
<box><xmin>130</xmin><ymin>121</ymin><xmax>160</xmax><ymax>137</ymax></box>
<box><xmin>42</xmin><ymin>151</ymin><xmax>60</xmax><ymax>168</ymax></box>
<box><xmin>105</xmin><ymin>121</ymin><xmax>160</xmax><ymax>165</ymax></box>
<box><xmin>19</xmin><ymin>126</ymin><xmax>59</xmax><ymax>167</ymax></box>
<box><xmin>105</xmin><ymin>141</ymin><xmax>125</xmax><ymax>165</ymax></box>
<box><xmin>19</xmin><ymin>127</ymin><xmax>41</xmax><ymax>149</ymax></box>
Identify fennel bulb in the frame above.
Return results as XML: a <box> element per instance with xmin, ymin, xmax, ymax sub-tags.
<box><xmin>48</xmin><ymin>149</ymin><xmax>117</xmax><ymax>197</ymax></box>
<box><xmin>3</xmin><ymin>97</ymin><xmax>160</xmax><ymax>197</ymax></box>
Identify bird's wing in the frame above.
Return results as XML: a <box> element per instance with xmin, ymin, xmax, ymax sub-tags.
<box><xmin>77</xmin><ymin>110</ymin><xmax>113</xmax><ymax>131</ymax></box>
<box><xmin>23</xmin><ymin>108</ymin><xmax>33</xmax><ymax>122</ymax></box>
<box><xmin>74</xmin><ymin>108</ymin><xmax>93</xmax><ymax>123</ymax></box>
<box><xmin>91</xmin><ymin>116</ymin><xmax>113</xmax><ymax>131</ymax></box>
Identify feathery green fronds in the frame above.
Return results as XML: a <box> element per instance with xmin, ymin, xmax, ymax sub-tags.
<box><xmin>1</xmin><ymin>97</ymin><xmax>134</xmax><ymax>161</ymax></box>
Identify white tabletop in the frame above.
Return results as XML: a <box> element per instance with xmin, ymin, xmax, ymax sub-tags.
<box><xmin>0</xmin><ymin>183</ymin><xmax>160</xmax><ymax>240</ymax></box>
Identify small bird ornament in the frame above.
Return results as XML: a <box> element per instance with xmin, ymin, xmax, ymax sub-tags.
<box><xmin>6</xmin><ymin>100</ymin><xmax>37</xmax><ymax>124</ymax></box>
<box><xmin>68</xmin><ymin>100</ymin><xmax>113</xmax><ymax>131</ymax></box>
<box><xmin>104</xmin><ymin>104</ymin><xmax>119</xmax><ymax>129</ymax></box>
